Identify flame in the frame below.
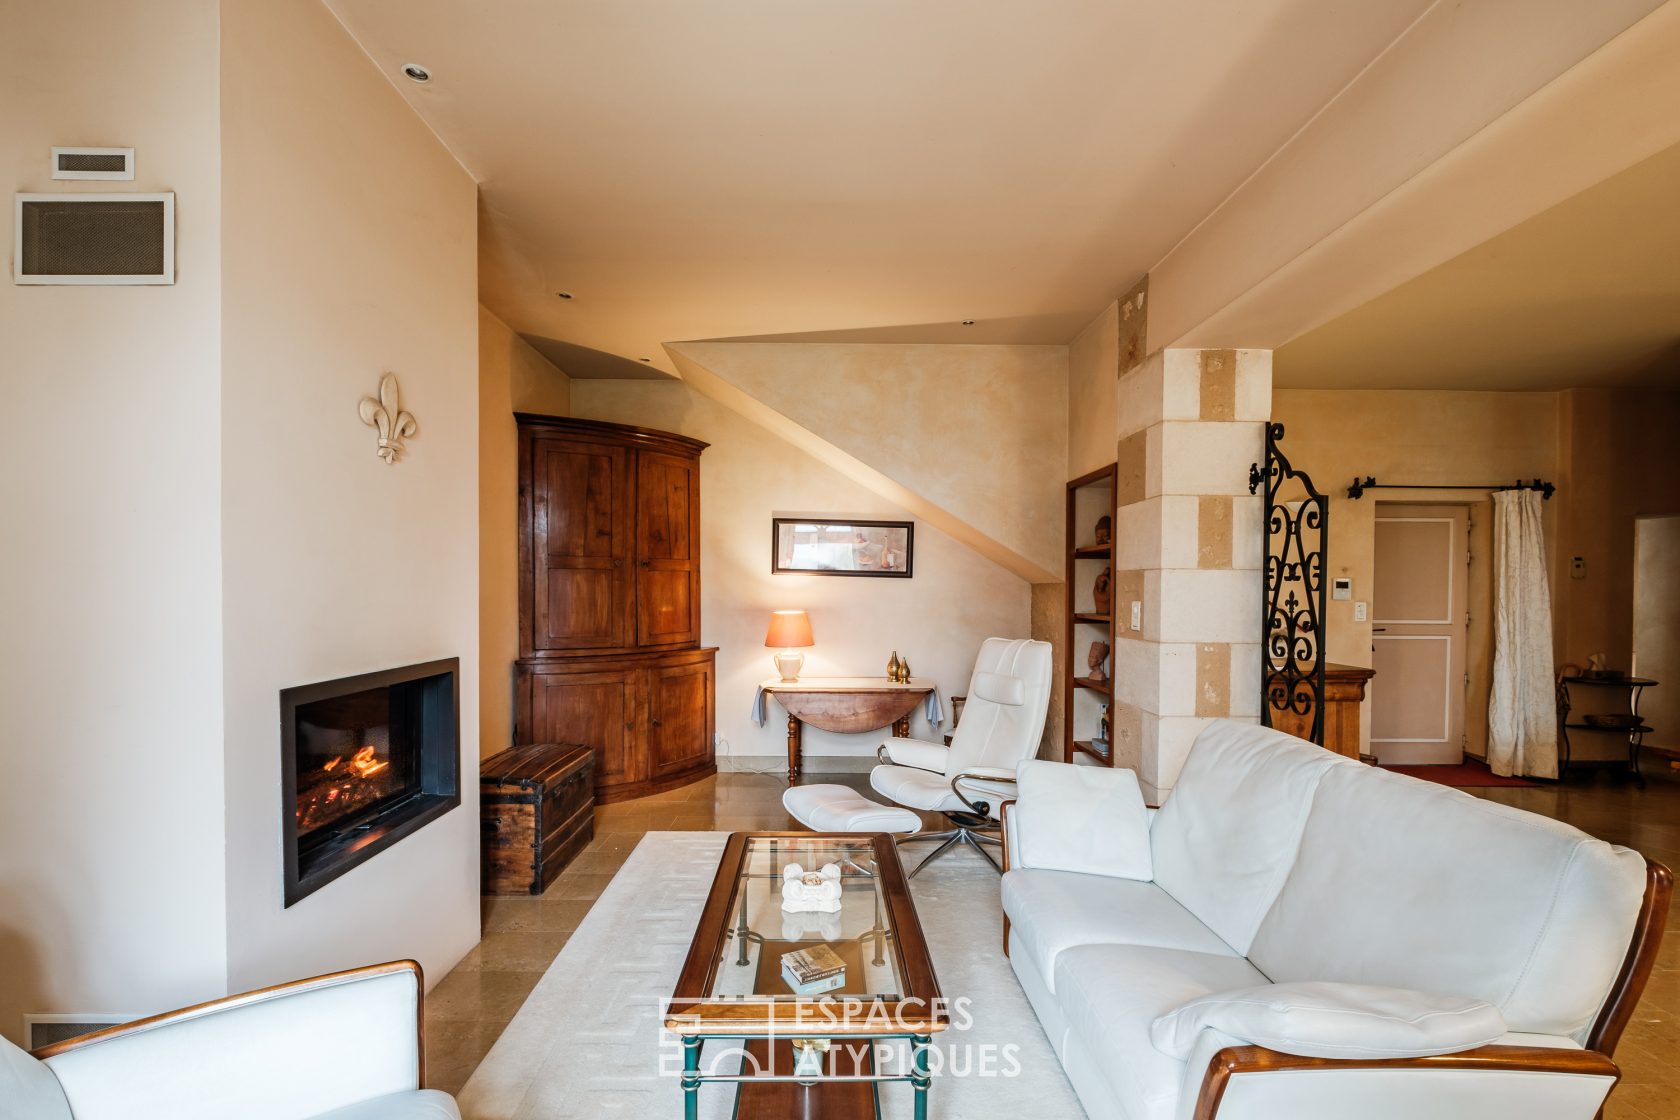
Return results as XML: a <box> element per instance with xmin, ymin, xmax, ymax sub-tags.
<box><xmin>349</xmin><ymin>745</ymin><xmax>388</xmax><ymax>779</ymax></box>
<box><xmin>323</xmin><ymin>757</ymin><xmax>342</xmax><ymax>772</ymax></box>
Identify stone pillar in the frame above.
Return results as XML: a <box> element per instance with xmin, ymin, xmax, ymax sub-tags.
<box><xmin>1110</xmin><ymin>348</ymin><xmax>1270</xmax><ymax>801</ymax></box>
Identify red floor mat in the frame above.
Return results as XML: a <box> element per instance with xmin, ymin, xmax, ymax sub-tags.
<box><xmin>1382</xmin><ymin>760</ymin><xmax>1538</xmax><ymax>788</ymax></box>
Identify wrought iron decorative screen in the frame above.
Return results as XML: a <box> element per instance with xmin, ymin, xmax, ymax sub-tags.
<box><xmin>1248</xmin><ymin>423</ymin><xmax>1328</xmax><ymax>743</ymax></box>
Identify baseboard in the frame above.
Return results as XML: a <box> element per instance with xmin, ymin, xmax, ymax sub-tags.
<box><xmin>717</xmin><ymin>755</ymin><xmax>874</xmax><ymax>774</ymax></box>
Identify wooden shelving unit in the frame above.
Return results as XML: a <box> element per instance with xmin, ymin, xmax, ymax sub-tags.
<box><xmin>1065</xmin><ymin>463</ymin><xmax>1118</xmax><ymax>766</ymax></box>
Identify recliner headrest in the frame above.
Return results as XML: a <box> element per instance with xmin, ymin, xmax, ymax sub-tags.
<box><xmin>971</xmin><ymin>671</ymin><xmax>1025</xmax><ymax>706</ymax></box>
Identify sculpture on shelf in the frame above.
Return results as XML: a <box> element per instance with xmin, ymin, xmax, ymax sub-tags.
<box><xmin>1095</xmin><ymin>515</ymin><xmax>1112</xmax><ymax>544</ymax></box>
<box><xmin>357</xmin><ymin>372</ymin><xmax>417</xmax><ymax>465</ymax></box>
<box><xmin>1096</xmin><ymin>706</ymin><xmax>1111</xmax><ymax>750</ymax></box>
<box><xmin>1087</xmin><ymin>641</ymin><xmax>1111</xmax><ymax>682</ymax></box>
<box><xmin>1092</xmin><ymin>568</ymin><xmax>1112</xmax><ymax>614</ymax></box>
<box><xmin>781</xmin><ymin>862</ymin><xmax>843</xmax><ymax>914</ymax></box>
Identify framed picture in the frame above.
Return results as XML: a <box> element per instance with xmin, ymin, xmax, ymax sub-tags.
<box><xmin>772</xmin><ymin>518</ymin><xmax>914</xmax><ymax>578</ymax></box>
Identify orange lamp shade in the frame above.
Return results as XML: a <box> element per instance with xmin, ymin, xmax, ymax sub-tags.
<box><xmin>764</xmin><ymin>610</ymin><xmax>815</xmax><ymax>648</ymax></box>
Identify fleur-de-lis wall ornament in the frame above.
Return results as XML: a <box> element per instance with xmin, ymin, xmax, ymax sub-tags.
<box><xmin>357</xmin><ymin>373</ymin><xmax>417</xmax><ymax>464</ymax></box>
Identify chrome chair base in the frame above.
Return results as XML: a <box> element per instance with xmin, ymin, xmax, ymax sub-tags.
<box><xmin>897</xmin><ymin>813</ymin><xmax>1003</xmax><ymax>877</ymax></box>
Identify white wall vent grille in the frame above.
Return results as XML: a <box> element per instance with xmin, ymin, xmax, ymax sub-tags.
<box><xmin>14</xmin><ymin>193</ymin><xmax>175</xmax><ymax>285</ymax></box>
<box><xmin>52</xmin><ymin>147</ymin><xmax>134</xmax><ymax>180</ymax></box>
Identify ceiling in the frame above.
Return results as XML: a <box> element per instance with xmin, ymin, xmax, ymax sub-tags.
<box><xmin>1276</xmin><ymin>140</ymin><xmax>1680</xmax><ymax>391</ymax></box>
<box><xmin>325</xmin><ymin>0</ymin><xmax>1435</xmax><ymax>374</ymax></box>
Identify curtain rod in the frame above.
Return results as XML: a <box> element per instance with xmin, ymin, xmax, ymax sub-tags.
<box><xmin>1346</xmin><ymin>477</ymin><xmax>1556</xmax><ymax>501</ymax></box>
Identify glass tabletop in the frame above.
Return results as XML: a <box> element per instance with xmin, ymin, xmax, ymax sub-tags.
<box><xmin>704</xmin><ymin>835</ymin><xmax>907</xmax><ymax>1002</ymax></box>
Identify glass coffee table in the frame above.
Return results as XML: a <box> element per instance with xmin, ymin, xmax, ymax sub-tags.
<box><xmin>665</xmin><ymin>832</ymin><xmax>946</xmax><ymax>1119</ymax></box>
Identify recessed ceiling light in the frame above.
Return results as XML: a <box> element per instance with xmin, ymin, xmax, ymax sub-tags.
<box><xmin>401</xmin><ymin>63</ymin><xmax>432</xmax><ymax>83</ymax></box>
<box><xmin>555</xmin><ymin>291</ymin><xmax>574</xmax><ymax>300</ymax></box>
<box><xmin>961</xmin><ymin>319</ymin><xmax>976</xmax><ymax>326</ymax></box>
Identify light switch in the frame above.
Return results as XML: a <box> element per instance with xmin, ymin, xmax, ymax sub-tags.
<box><xmin>1130</xmin><ymin>601</ymin><xmax>1142</xmax><ymax>631</ymax></box>
<box><xmin>1354</xmin><ymin>601</ymin><xmax>1368</xmax><ymax>622</ymax></box>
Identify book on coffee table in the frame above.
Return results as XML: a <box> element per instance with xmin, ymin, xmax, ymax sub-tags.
<box><xmin>781</xmin><ymin>944</ymin><xmax>846</xmax><ymax>992</ymax></box>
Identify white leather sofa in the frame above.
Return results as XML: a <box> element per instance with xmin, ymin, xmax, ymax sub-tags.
<box><xmin>0</xmin><ymin>960</ymin><xmax>456</xmax><ymax>1119</ymax></box>
<box><xmin>1001</xmin><ymin>720</ymin><xmax>1669</xmax><ymax>1120</ymax></box>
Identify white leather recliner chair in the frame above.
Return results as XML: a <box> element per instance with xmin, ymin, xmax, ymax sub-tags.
<box><xmin>870</xmin><ymin>637</ymin><xmax>1053</xmax><ymax>876</ymax></box>
<box><xmin>0</xmin><ymin>960</ymin><xmax>456</xmax><ymax>1120</ymax></box>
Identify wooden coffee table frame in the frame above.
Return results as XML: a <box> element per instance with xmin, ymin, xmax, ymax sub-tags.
<box><xmin>666</xmin><ymin>832</ymin><xmax>947</xmax><ymax>1119</ymax></box>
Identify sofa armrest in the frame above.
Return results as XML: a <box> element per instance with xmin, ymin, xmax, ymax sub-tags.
<box><xmin>1191</xmin><ymin>1043</ymin><xmax>1619</xmax><ymax>1120</ymax></box>
<box><xmin>37</xmin><ymin>961</ymin><xmax>425</xmax><ymax>1120</ymax></box>
<box><xmin>877</xmin><ymin>736</ymin><xmax>950</xmax><ymax>774</ymax></box>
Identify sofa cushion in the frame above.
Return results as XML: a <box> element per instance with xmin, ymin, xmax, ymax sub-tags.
<box><xmin>1247</xmin><ymin>763</ymin><xmax>1647</xmax><ymax>1039</ymax></box>
<box><xmin>310</xmin><ymin>1090</ymin><xmax>459</xmax><ymax>1119</ymax></box>
<box><xmin>1013</xmin><ymin>761</ymin><xmax>1153</xmax><ymax>879</ymax></box>
<box><xmin>1</xmin><ymin>1035</ymin><xmax>71</xmax><ymax>1120</ymax></box>
<box><xmin>1150</xmin><ymin>981</ymin><xmax>1506</xmax><ymax>1060</ymax></box>
<box><xmin>1055</xmin><ymin>945</ymin><xmax>1269</xmax><ymax>1120</ymax></box>
<box><xmin>1004</xmin><ymin>871</ymin><xmax>1239</xmax><ymax>994</ymax></box>
<box><xmin>1149</xmin><ymin>720</ymin><xmax>1349</xmax><ymax>955</ymax></box>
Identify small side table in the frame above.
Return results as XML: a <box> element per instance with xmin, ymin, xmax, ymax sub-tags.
<box><xmin>1557</xmin><ymin>675</ymin><xmax>1658</xmax><ymax>786</ymax></box>
<box><xmin>758</xmin><ymin>677</ymin><xmax>939</xmax><ymax>782</ymax></box>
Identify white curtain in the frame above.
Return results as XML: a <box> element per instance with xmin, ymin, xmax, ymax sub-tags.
<box><xmin>1488</xmin><ymin>489</ymin><xmax>1557</xmax><ymax>778</ymax></box>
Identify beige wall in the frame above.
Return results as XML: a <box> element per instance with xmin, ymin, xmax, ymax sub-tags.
<box><xmin>220</xmin><ymin>0</ymin><xmax>480</xmax><ymax>993</ymax></box>
<box><xmin>479</xmin><ymin>307</ymin><xmax>570</xmax><ymax>758</ymax></box>
<box><xmin>1271</xmin><ymin>389</ymin><xmax>1560</xmax><ymax>758</ymax></box>
<box><xmin>1068</xmin><ymin>300</ymin><xmax>1121</xmax><ymax>478</ymax></box>
<box><xmin>668</xmin><ymin>342</ymin><xmax>1067</xmax><ymax>580</ymax></box>
<box><xmin>569</xmin><ymin>380</ymin><xmax>1031</xmax><ymax>765</ymax></box>
<box><xmin>1634</xmin><ymin>515</ymin><xmax>1680</xmax><ymax>753</ymax></box>
<box><xmin>0</xmin><ymin>0</ymin><xmax>228</xmax><ymax>1043</ymax></box>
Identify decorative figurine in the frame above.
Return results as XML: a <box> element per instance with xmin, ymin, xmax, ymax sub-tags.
<box><xmin>1087</xmin><ymin>641</ymin><xmax>1111</xmax><ymax>682</ymax></box>
<box><xmin>1096</xmin><ymin>706</ymin><xmax>1112</xmax><ymax>749</ymax></box>
<box><xmin>781</xmin><ymin>862</ymin><xmax>843</xmax><ymax>914</ymax></box>
<box><xmin>1095</xmin><ymin>515</ymin><xmax>1112</xmax><ymax>544</ymax></box>
<box><xmin>899</xmin><ymin>655</ymin><xmax>911</xmax><ymax>681</ymax></box>
<box><xmin>1093</xmin><ymin>568</ymin><xmax>1112</xmax><ymax>614</ymax></box>
<box><xmin>887</xmin><ymin>651</ymin><xmax>903</xmax><ymax>682</ymax></box>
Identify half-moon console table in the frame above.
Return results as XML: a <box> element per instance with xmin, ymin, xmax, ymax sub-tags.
<box><xmin>756</xmin><ymin>677</ymin><xmax>939</xmax><ymax>782</ymax></box>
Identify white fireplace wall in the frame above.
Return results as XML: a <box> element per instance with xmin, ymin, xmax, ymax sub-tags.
<box><xmin>0</xmin><ymin>0</ymin><xmax>229</xmax><ymax>1045</ymax></box>
<box><xmin>219</xmin><ymin>0</ymin><xmax>480</xmax><ymax>993</ymax></box>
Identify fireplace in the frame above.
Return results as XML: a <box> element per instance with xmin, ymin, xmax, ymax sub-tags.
<box><xmin>280</xmin><ymin>658</ymin><xmax>461</xmax><ymax>906</ymax></box>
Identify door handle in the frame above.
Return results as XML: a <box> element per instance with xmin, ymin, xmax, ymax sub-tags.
<box><xmin>1372</xmin><ymin>627</ymin><xmax>1389</xmax><ymax>632</ymax></box>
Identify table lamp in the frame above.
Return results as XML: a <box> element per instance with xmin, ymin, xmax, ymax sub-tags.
<box><xmin>765</xmin><ymin>610</ymin><xmax>815</xmax><ymax>681</ymax></box>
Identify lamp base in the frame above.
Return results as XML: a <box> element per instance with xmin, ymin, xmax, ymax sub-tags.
<box><xmin>772</xmin><ymin>650</ymin><xmax>805</xmax><ymax>682</ymax></box>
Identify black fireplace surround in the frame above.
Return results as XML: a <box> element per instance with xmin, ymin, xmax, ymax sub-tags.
<box><xmin>280</xmin><ymin>658</ymin><xmax>460</xmax><ymax>907</ymax></box>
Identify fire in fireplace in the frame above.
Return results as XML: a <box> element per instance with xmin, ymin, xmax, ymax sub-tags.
<box><xmin>280</xmin><ymin>658</ymin><xmax>460</xmax><ymax>906</ymax></box>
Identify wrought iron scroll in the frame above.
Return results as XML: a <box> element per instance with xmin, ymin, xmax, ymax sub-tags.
<box><xmin>1248</xmin><ymin>422</ymin><xmax>1328</xmax><ymax>744</ymax></box>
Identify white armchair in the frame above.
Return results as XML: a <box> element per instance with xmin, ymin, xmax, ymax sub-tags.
<box><xmin>2</xmin><ymin>960</ymin><xmax>454</xmax><ymax>1120</ymax></box>
<box><xmin>870</xmin><ymin>636</ymin><xmax>1052</xmax><ymax>875</ymax></box>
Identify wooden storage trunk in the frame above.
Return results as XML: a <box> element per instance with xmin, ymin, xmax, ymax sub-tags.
<box><xmin>480</xmin><ymin>743</ymin><xmax>595</xmax><ymax>896</ymax></box>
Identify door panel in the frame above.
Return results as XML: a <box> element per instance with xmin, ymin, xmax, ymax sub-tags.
<box><xmin>649</xmin><ymin>659</ymin><xmax>713</xmax><ymax>778</ymax></box>
<box><xmin>527</xmin><ymin>670</ymin><xmax>647</xmax><ymax>788</ymax></box>
<box><xmin>1371</xmin><ymin>505</ymin><xmax>1468</xmax><ymax>764</ymax></box>
<box><xmin>533</xmin><ymin>439</ymin><xmax>631</xmax><ymax>650</ymax></box>
<box><xmin>636</xmin><ymin>451</ymin><xmax>701</xmax><ymax>647</ymax></box>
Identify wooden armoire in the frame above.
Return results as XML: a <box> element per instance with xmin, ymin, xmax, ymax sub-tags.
<box><xmin>514</xmin><ymin>414</ymin><xmax>717</xmax><ymax>803</ymax></box>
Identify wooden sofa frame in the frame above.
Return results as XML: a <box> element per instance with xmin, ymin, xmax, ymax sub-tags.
<box><xmin>998</xmin><ymin>800</ymin><xmax>1672</xmax><ymax>1119</ymax></box>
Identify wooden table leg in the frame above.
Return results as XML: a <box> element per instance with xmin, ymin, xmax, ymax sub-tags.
<box><xmin>787</xmin><ymin>715</ymin><xmax>803</xmax><ymax>783</ymax></box>
<box><xmin>891</xmin><ymin>715</ymin><xmax>911</xmax><ymax>738</ymax></box>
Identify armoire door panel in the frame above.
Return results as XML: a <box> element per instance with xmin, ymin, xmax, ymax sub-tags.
<box><xmin>650</xmin><ymin>660</ymin><xmax>713</xmax><ymax>778</ymax></box>
<box><xmin>528</xmin><ymin>671</ymin><xmax>647</xmax><ymax>788</ymax></box>
<box><xmin>636</xmin><ymin>451</ymin><xmax>701</xmax><ymax>646</ymax></box>
<box><xmin>531</xmin><ymin>438</ymin><xmax>630</xmax><ymax>651</ymax></box>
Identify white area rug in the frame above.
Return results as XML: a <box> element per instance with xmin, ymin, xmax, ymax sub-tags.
<box><xmin>459</xmin><ymin>831</ymin><xmax>1085</xmax><ymax>1119</ymax></box>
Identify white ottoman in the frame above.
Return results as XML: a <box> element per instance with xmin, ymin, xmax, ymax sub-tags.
<box><xmin>782</xmin><ymin>784</ymin><xmax>922</xmax><ymax>835</ymax></box>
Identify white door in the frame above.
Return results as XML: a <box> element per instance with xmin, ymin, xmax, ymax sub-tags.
<box><xmin>1633</xmin><ymin>515</ymin><xmax>1680</xmax><ymax>754</ymax></box>
<box><xmin>1371</xmin><ymin>504</ymin><xmax>1469</xmax><ymax>765</ymax></box>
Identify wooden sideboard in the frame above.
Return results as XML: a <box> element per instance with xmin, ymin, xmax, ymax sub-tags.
<box><xmin>514</xmin><ymin>415</ymin><xmax>717</xmax><ymax>803</ymax></box>
<box><xmin>1269</xmin><ymin>662</ymin><xmax>1375</xmax><ymax>761</ymax></box>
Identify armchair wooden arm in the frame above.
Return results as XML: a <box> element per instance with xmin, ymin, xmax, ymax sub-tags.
<box><xmin>31</xmin><ymin>959</ymin><xmax>427</xmax><ymax>1085</ymax></box>
<box><xmin>1192</xmin><ymin>1043</ymin><xmax>1619</xmax><ymax>1120</ymax></box>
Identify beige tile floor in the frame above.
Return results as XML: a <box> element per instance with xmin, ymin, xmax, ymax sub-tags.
<box><xmin>425</xmin><ymin>767</ymin><xmax>1680</xmax><ymax>1118</ymax></box>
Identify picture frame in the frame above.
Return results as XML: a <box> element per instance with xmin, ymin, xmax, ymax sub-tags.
<box><xmin>772</xmin><ymin>518</ymin><xmax>914</xmax><ymax>578</ymax></box>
